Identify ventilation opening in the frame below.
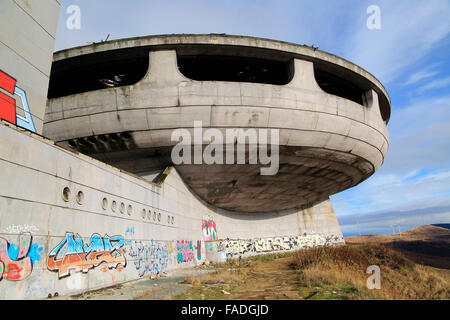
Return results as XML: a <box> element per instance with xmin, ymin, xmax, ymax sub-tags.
<box><xmin>48</xmin><ymin>54</ymin><xmax>149</xmax><ymax>99</ymax></box>
<box><xmin>314</xmin><ymin>69</ymin><xmax>365</xmax><ymax>106</ymax></box>
<box><xmin>177</xmin><ymin>55</ymin><xmax>293</xmax><ymax>85</ymax></box>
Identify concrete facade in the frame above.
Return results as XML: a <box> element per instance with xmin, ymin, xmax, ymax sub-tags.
<box><xmin>0</xmin><ymin>9</ymin><xmax>389</xmax><ymax>298</ymax></box>
<box><xmin>0</xmin><ymin>121</ymin><xmax>343</xmax><ymax>299</ymax></box>
<box><xmin>0</xmin><ymin>0</ymin><xmax>60</xmax><ymax>134</ymax></box>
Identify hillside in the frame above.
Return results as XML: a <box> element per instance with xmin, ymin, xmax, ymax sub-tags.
<box><xmin>345</xmin><ymin>225</ymin><xmax>450</xmax><ymax>269</ymax></box>
<box><xmin>173</xmin><ymin>244</ymin><xmax>449</xmax><ymax>300</ymax></box>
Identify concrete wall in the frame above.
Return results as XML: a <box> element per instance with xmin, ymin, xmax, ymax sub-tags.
<box><xmin>0</xmin><ymin>0</ymin><xmax>60</xmax><ymax>134</ymax></box>
<box><xmin>0</xmin><ymin>121</ymin><xmax>343</xmax><ymax>299</ymax></box>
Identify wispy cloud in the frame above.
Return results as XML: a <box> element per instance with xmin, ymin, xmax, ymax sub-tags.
<box><xmin>344</xmin><ymin>1</ymin><xmax>450</xmax><ymax>83</ymax></box>
<box><xmin>403</xmin><ymin>69</ymin><xmax>438</xmax><ymax>86</ymax></box>
<box><xmin>416</xmin><ymin>76</ymin><xmax>450</xmax><ymax>93</ymax></box>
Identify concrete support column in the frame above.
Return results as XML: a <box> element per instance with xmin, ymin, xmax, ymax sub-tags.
<box><xmin>143</xmin><ymin>50</ymin><xmax>188</xmax><ymax>84</ymax></box>
<box><xmin>286</xmin><ymin>59</ymin><xmax>323</xmax><ymax>92</ymax></box>
<box><xmin>364</xmin><ymin>89</ymin><xmax>382</xmax><ymax>120</ymax></box>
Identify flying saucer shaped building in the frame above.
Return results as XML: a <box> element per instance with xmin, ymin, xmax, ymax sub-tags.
<box><xmin>44</xmin><ymin>34</ymin><xmax>390</xmax><ymax>213</ymax></box>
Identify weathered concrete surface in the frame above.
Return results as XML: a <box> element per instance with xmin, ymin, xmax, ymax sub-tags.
<box><xmin>44</xmin><ymin>41</ymin><xmax>389</xmax><ymax>212</ymax></box>
<box><xmin>49</xmin><ymin>33</ymin><xmax>391</xmax><ymax>118</ymax></box>
<box><xmin>50</xmin><ymin>266</ymin><xmax>216</xmax><ymax>300</ymax></box>
<box><xmin>0</xmin><ymin>121</ymin><xmax>343</xmax><ymax>299</ymax></box>
<box><xmin>0</xmin><ymin>0</ymin><xmax>60</xmax><ymax>134</ymax></box>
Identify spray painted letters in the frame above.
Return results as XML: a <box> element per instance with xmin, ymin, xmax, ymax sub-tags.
<box><xmin>202</xmin><ymin>216</ymin><xmax>217</xmax><ymax>241</ymax></box>
<box><xmin>127</xmin><ymin>240</ymin><xmax>169</xmax><ymax>277</ymax></box>
<box><xmin>0</xmin><ymin>233</ymin><xmax>43</xmax><ymax>281</ymax></box>
<box><xmin>220</xmin><ymin>234</ymin><xmax>344</xmax><ymax>259</ymax></box>
<box><xmin>47</xmin><ymin>232</ymin><xmax>126</xmax><ymax>279</ymax></box>
<box><xmin>176</xmin><ymin>240</ymin><xmax>202</xmax><ymax>263</ymax></box>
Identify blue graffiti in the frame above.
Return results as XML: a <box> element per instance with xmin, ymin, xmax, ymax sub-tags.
<box><xmin>128</xmin><ymin>240</ymin><xmax>169</xmax><ymax>277</ymax></box>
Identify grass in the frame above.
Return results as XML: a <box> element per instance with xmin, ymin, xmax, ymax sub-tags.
<box><xmin>291</xmin><ymin>244</ymin><xmax>449</xmax><ymax>300</ymax></box>
<box><xmin>173</xmin><ymin>244</ymin><xmax>449</xmax><ymax>300</ymax></box>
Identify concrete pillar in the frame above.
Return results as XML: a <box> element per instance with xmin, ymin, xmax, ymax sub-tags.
<box><xmin>143</xmin><ymin>50</ymin><xmax>188</xmax><ymax>84</ymax></box>
<box><xmin>286</xmin><ymin>59</ymin><xmax>323</xmax><ymax>92</ymax></box>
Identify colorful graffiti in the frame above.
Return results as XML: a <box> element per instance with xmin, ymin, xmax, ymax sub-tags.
<box><xmin>0</xmin><ymin>233</ymin><xmax>43</xmax><ymax>281</ymax></box>
<box><xmin>176</xmin><ymin>240</ymin><xmax>202</xmax><ymax>263</ymax></box>
<box><xmin>202</xmin><ymin>216</ymin><xmax>217</xmax><ymax>241</ymax></box>
<box><xmin>195</xmin><ymin>240</ymin><xmax>201</xmax><ymax>260</ymax></box>
<box><xmin>124</xmin><ymin>226</ymin><xmax>135</xmax><ymax>245</ymax></box>
<box><xmin>0</xmin><ymin>69</ymin><xmax>36</xmax><ymax>132</ymax></box>
<box><xmin>47</xmin><ymin>232</ymin><xmax>126</xmax><ymax>279</ymax></box>
<box><xmin>204</xmin><ymin>241</ymin><xmax>227</xmax><ymax>263</ymax></box>
<box><xmin>126</xmin><ymin>240</ymin><xmax>169</xmax><ymax>277</ymax></box>
<box><xmin>219</xmin><ymin>234</ymin><xmax>344</xmax><ymax>259</ymax></box>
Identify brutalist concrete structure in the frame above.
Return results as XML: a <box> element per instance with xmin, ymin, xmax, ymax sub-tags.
<box><xmin>44</xmin><ymin>34</ymin><xmax>389</xmax><ymax>213</ymax></box>
<box><xmin>1</xmin><ymin>28</ymin><xmax>390</xmax><ymax>298</ymax></box>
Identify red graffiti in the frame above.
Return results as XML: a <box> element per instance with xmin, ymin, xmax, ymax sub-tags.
<box><xmin>0</xmin><ymin>69</ymin><xmax>16</xmax><ymax>124</ymax></box>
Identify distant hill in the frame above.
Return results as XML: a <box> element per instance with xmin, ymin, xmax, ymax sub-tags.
<box><xmin>432</xmin><ymin>223</ymin><xmax>450</xmax><ymax>230</ymax></box>
<box><xmin>345</xmin><ymin>225</ymin><xmax>450</xmax><ymax>269</ymax></box>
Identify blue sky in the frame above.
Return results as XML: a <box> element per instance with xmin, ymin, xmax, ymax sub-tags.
<box><xmin>55</xmin><ymin>0</ymin><xmax>450</xmax><ymax>237</ymax></box>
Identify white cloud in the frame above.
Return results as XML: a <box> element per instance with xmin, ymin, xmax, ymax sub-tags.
<box><xmin>344</xmin><ymin>1</ymin><xmax>450</xmax><ymax>83</ymax></box>
<box><xmin>403</xmin><ymin>69</ymin><xmax>438</xmax><ymax>86</ymax></box>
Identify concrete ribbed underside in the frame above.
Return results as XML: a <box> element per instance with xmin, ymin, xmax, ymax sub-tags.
<box><xmin>82</xmin><ymin>145</ymin><xmax>373</xmax><ymax>213</ymax></box>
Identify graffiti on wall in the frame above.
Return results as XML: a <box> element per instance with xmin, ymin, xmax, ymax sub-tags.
<box><xmin>176</xmin><ymin>240</ymin><xmax>202</xmax><ymax>264</ymax></box>
<box><xmin>3</xmin><ymin>224</ymin><xmax>39</xmax><ymax>234</ymax></box>
<box><xmin>124</xmin><ymin>226</ymin><xmax>134</xmax><ymax>245</ymax></box>
<box><xmin>195</xmin><ymin>240</ymin><xmax>201</xmax><ymax>260</ymax></box>
<box><xmin>220</xmin><ymin>234</ymin><xmax>344</xmax><ymax>259</ymax></box>
<box><xmin>47</xmin><ymin>232</ymin><xmax>126</xmax><ymax>279</ymax></box>
<box><xmin>204</xmin><ymin>241</ymin><xmax>227</xmax><ymax>263</ymax></box>
<box><xmin>0</xmin><ymin>233</ymin><xmax>43</xmax><ymax>281</ymax></box>
<box><xmin>0</xmin><ymin>69</ymin><xmax>36</xmax><ymax>132</ymax></box>
<box><xmin>126</xmin><ymin>240</ymin><xmax>169</xmax><ymax>277</ymax></box>
<box><xmin>202</xmin><ymin>216</ymin><xmax>217</xmax><ymax>241</ymax></box>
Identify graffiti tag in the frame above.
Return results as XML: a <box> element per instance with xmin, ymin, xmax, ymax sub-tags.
<box><xmin>0</xmin><ymin>233</ymin><xmax>43</xmax><ymax>281</ymax></box>
<box><xmin>127</xmin><ymin>240</ymin><xmax>169</xmax><ymax>277</ymax></box>
<box><xmin>202</xmin><ymin>217</ymin><xmax>217</xmax><ymax>241</ymax></box>
<box><xmin>47</xmin><ymin>232</ymin><xmax>126</xmax><ymax>279</ymax></box>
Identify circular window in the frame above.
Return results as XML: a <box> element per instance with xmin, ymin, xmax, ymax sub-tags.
<box><xmin>111</xmin><ymin>201</ymin><xmax>117</xmax><ymax>212</ymax></box>
<box><xmin>141</xmin><ymin>208</ymin><xmax>146</xmax><ymax>219</ymax></box>
<box><xmin>127</xmin><ymin>205</ymin><xmax>132</xmax><ymax>216</ymax></box>
<box><xmin>157</xmin><ymin>212</ymin><xmax>161</xmax><ymax>222</ymax></box>
<box><xmin>62</xmin><ymin>187</ymin><xmax>71</xmax><ymax>202</ymax></box>
<box><xmin>102</xmin><ymin>198</ymin><xmax>108</xmax><ymax>210</ymax></box>
<box><xmin>75</xmin><ymin>191</ymin><xmax>84</xmax><ymax>205</ymax></box>
<box><xmin>120</xmin><ymin>202</ymin><xmax>125</xmax><ymax>214</ymax></box>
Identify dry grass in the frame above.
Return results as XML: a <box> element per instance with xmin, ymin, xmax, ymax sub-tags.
<box><xmin>292</xmin><ymin>244</ymin><xmax>450</xmax><ymax>299</ymax></box>
<box><xmin>183</xmin><ymin>268</ymin><xmax>247</xmax><ymax>285</ymax></box>
<box><xmin>175</xmin><ymin>244</ymin><xmax>449</xmax><ymax>300</ymax></box>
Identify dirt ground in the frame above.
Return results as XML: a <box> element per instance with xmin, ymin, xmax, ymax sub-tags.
<box><xmin>174</xmin><ymin>254</ymin><xmax>315</xmax><ymax>300</ymax></box>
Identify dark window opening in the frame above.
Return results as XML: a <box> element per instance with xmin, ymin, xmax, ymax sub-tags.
<box><xmin>48</xmin><ymin>54</ymin><xmax>149</xmax><ymax>99</ymax></box>
<box><xmin>314</xmin><ymin>69</ymin><xmax>365</xmax><ymax>106</ymax></box>
<box><xmin>177</xmin><ymin>55</ymin><xmax>293</xmax><ymax>85</ymax></box>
